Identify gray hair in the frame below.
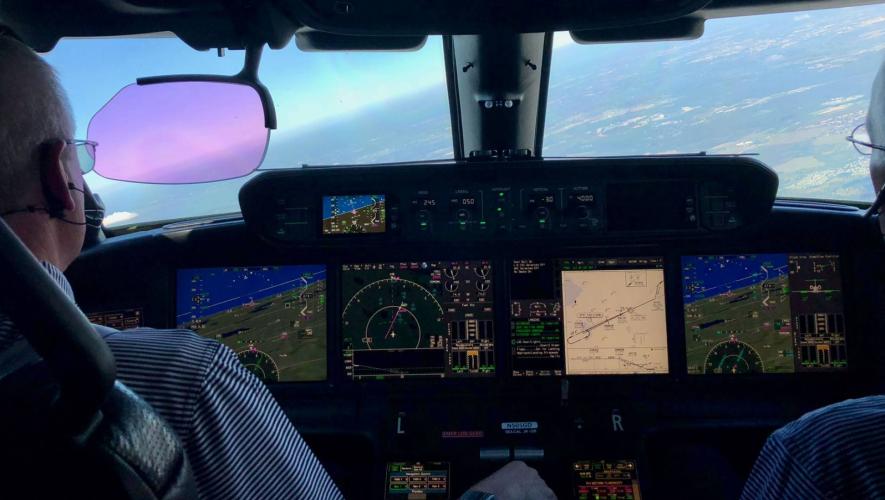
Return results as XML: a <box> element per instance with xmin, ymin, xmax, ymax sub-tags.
<box><xmin>869</xmin><ymin>58</ymin><xmax>885</xmax><ymax>196</ymax></box>
<box><xmin>870</xmin><ymin>59</ymin><xmax>885</xmax><ymax>150</ymax></box>
<box><xmin>0</xmin><ymin>35</ymin><xmax>74</xmax><ymax>211</ymax></box>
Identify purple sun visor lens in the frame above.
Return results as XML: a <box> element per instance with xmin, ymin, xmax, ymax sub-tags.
<box><xmin>87</xmin><ymin>81</ymin><xmax>269</xmax><ymax>184</ymax></box>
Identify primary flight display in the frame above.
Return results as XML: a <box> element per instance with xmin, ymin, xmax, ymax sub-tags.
<box><xmin>322</xmin><ymin>194</ymin><xmax>386</xmax><ymax>235</ymax></box>
<box><xmin>682</xmin><ymin>254</ymin><xmax>847</xmax><ymax>374</ymax></box>
<box><xmin>176</xmin><ymin>265</ymin><xmax>328</xmax><ymax>382</ymax></box>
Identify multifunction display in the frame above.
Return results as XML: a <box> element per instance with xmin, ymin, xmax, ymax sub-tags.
<box><xmin>511</xmin><ymin>257</ymin><xmax>669</xmax><ymax>376</ymax></box>
<box><xmin>385</xmin><ymin>462</ymin><xmax>449</xmax><ymax>499</ymax></box>
<box><xmin>342</xmin><ymin>261</ymin><xmax>495</xmax><ymax>379</ymax></box>
<box><xmin>573</xmin><ymin>460</ymin><xmax>642</xmax><ymax>500</ymax></box>
<box><xmin>683</xmin><ymin>254</ymin><xmax>847</xmax><ymax>374</ymax></box>
<box><xmin>322</xmin><ymin>194</ymin><xmax>386</xmax><ymax>235</ymax></box>
<box><xmin>176</xmin><ymin>265</ymin><xmax>328</xmax><ymax>382</ymax></box>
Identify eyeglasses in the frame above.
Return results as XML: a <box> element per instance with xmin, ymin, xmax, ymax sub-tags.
<box><xmin>847</xmin><ymin>123</ymin><xmax>885</xmax><ymax>156</ymax></box>
<box><xmin>65</xmin><ymin>139</ymin><xmax>98</xmax><ymax>174</ymax></box>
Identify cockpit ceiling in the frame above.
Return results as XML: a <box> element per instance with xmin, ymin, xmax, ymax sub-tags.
<box><xmin>0</xmin><ymin>0</ymin><xmax>882</xmax><ymax>51</ymax></box>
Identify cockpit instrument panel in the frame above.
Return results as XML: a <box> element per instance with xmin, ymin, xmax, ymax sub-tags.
<box><xmin>176</xmin><ymin>265</ymin><xmax>328</xmax><ymax>382</ymax></box>
<box><xmin>511</xmin><ymin>257</ymin><xmax>669</xmax><ymax>376</ymax></box>
<box><xmin>341</xmin><ymin>261</ymin><xmax>495</xmax><ymax>379</ymax></box>
<box><xmin>683</xmin><ymin>254</ymin><xmax>847</xmax><ymax>374</ymax></box>
<box><xmin>573</xmin><ymin>460</ymin><xmax>642</xmax><ymax>500</ymax></box>
<box><xmin>385</xmin><ymin>461</ymin><xmax>450</xmax><ymax>499</ymax></box>
<box><xmin>322</xmin><ymin>194</ymin><xmax>386</xmax><ymax>235</ymax></box>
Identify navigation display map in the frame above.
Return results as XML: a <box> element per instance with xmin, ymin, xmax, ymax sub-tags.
<box><xmin>683</xmin><ymin>254</ymin><xmax>847</xmax><ymax>374</ymax></box>
<box><xmin>176</xmin><ymin>265</ymin><xmax>327</xmax><ymax>382</ymax></box>
<box><xmin>511</xmin><ymin>257</ymin><xmax>669</xmax><ymax>376</ymax></box>
<box><xmin>322</xmin><ymin>194</ymin><xmax>386</xmax><ymax>235</ymax></box>
<box><xmin>341</xmin><ymin>261</ymin><xmax>495</xmax><ymax>379</ymax></box>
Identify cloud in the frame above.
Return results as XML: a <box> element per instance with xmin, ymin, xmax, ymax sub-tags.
<box><xmin>820</xmin><ymin>95</ymin><xmax>864</xmax><ymax>107</ymax></box>
<box><xmin>713</xmin><ymin>105</ymin><xmax>738</xmax><ymax>114</ymax></box>
<box><xmin>103</xmin><ymin>211</ymin><xmax>139</xmax><ymax>226</ymax></box>
<box><xmin>787</xmin><ymin>85</ymin><xmax>822</xmax><ymax>95</ymax></box>
<box><xmin>814</xmin><ymin>104</ymin><xmax>851</xmax><ymax>115</ymax></box>
<box><xmin>860</xmin><ymin>29</ymin><xmax>884</xmax><ymax>40</ymax></box>
<box><xmin>860</xmin><ymin>16</ymin><xmax>885</xmax><ymax>27</ymax></box>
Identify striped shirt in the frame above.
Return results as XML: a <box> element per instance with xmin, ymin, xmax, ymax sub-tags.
<box><xmin>741</xmin><ymin>396</ymin><xmax>885</xmax><ymax>499</ymax></box>
<box><xmin>0</xmin><ymin>262</ymin><xmax>343</xmax><ymax>500</ymax></box>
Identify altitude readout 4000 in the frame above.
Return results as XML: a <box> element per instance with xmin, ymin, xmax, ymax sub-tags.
<box><xmin>341</xmin><ymin>261</ymin><xmax>495</xmax><ymax>379</ymax></box>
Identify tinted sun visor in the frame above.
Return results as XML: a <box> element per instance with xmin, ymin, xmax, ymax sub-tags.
<box><xmin>87</xmin><ymin>80</ymin><xmax>271</xmax><ymax>184</ymax></box>
<box><xmin>85</xmin><ymin>46</ymin><xmax>275</xmax><ymax>184</ymax></box>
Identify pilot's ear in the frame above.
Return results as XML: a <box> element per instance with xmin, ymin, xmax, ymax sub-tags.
<box><xmin>40</xmin><ymin>140</ymin><xmax>76</xmax><ymax>213</ymax></box>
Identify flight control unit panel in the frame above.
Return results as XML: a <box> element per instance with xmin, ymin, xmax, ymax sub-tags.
<box><xmin>239</xmin><ymin>157</ymin><xmax>778</xmax><ymax>245</ymax></box>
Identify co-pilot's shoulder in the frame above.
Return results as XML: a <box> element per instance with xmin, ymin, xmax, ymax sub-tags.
<box><xmin>777</xmin><ymin>395</ymin><xmax>885</xmax><ymax>441</ymax></box>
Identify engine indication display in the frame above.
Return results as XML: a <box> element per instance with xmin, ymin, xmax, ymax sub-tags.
<box><xmin>683</xmin><ymin>254</ymin><xmax>847</xmax><ymax>374</ymax></box>
<box><xmin>342</xmin><ymin>261</ymin><xmax>495</xmax><ymax>379</ymax></box>
<box><xmin>511</xmin><ymin>257</ymin><xmax>668</xmax><ymax>376</ymax></box>
<box><xmin>176</xmin><ymin>265</ymin><xmax>327</xmax><ymax>382</ymax></box>
<box><xmin>322</xmin><ymin>194</ymin><xmax>386</xmax><ymax>235</ymax></box>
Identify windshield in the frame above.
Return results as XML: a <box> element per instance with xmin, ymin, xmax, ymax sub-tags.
<box><xmin>44</xmin><ymin>37</ymin><xmax>451</xmax><ymax>227</ymax></box>
<box><xmin>46</xmin><ymin>7</ymin><xmax>884</xmax><ymax>228</ymax></box>
<box><xmin>546</xmin><ymin>4</ymin><xmax>884</xmax><ymax>203</ymax></box>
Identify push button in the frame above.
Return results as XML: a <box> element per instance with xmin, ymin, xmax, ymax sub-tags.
<box><xmin>513</xmin><ymin>447</ymin><xmax>544</xmax><ymax>461</ymax></box>
<box><xmin>479</xmin><ymin>447</ymin><xmax>511</xmax><ymax>461</ymax></box>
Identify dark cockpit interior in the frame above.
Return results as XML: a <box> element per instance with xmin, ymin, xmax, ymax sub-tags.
<box><xmin>2</xmin><ymin>1</ymin><xmax>885</xmax><ymax>498</ymax></box>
